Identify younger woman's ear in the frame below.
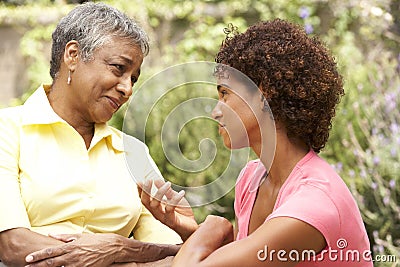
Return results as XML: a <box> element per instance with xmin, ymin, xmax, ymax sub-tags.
<box><xmin>63</xmin><ymin>40</ymin><xmax>79</xmax><ymax>71</ymax></box>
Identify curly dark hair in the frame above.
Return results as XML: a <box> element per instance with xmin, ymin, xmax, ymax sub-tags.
<box><xmin>215</xmin><ymin>19</ymin><xmax>344</xmax><ymax>153</ymax></box>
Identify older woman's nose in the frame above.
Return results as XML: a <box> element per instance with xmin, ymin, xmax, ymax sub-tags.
<box><xmin>211</xmin><ymin>101</ymin><xmax>223</xmax><ymax>120</ymax></box>
<box><xmin>117</xmin><ymin>77</ymin><xmax>133</xmax><ymax>97</ymax></box>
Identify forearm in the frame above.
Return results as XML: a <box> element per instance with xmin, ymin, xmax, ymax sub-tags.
<box><xmin>172</xmin><ymin>222</ymin><xmax>199</xmax><ymax>242</ymax></box>
<box><xmin>111</xmin><ymin>256</ymin><xmax>174</xmax><ymax>267</ymax></box>
<box><xmin>115</xmin><ymin>236</ymin><xmax>181</xmax><ymax>263</ymax></box>
<box><xmin>0</xmin><ymin>228</ymin><xmax>64</xmax><ymax>267</ymax></box>
<box><xmin>173</xmin><ymin>216</ymin><xmax>233</xmax><ymax>266</ymax></box>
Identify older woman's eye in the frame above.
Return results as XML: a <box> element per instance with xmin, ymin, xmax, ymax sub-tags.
<box><xmin>111</xmin><ymin>64</ymin><xmax>124</xmax><ymax>73</ymax></box>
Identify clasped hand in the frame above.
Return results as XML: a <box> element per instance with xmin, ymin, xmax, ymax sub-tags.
<box><xmin>24</xmin><ymin>233</ymin><xmax>121</xmax><ymax>267</ymax></box>
<box><xmin>23</xmin><ymin>179</ymin><xmax>198</xmax><ymax>267</ymax></box>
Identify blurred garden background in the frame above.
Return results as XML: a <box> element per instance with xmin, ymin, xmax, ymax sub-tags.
<box><xmin>0</xmin><ymin>0</ymin><xmax>399</xmax><ymax>265</ymax></box>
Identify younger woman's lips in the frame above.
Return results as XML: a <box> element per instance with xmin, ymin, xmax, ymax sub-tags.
<box><xmin>218</xmin><ymin>125</ymin><xmax>226</xmax><ymax>134</ymax></box>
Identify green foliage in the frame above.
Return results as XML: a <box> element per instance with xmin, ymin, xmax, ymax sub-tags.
<box><xmin>323</xmin><ymin>48</ymin><xmax>400</xmax><ymax>262</ymax></box>
<box><xmin>3</xmin><ymin>0</ymin><xmax>399</xmax><ymax>265</ymax></box>
<box><xmin>19</xmin><ymin>24</ymin><xmax>54</xmax><ymax>97</ymax></box>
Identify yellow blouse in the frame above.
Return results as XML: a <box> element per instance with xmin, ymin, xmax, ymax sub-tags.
<box><xmin>0</xmin><ymin>85</ymin><xmax>181</xmax><ymax>244</ymax></box>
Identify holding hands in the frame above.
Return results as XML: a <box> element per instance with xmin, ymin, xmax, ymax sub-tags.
<box><xmin>137</xmin><ymin>180</ymin><xmax>199</xmax><ymax>241</ymax></box>
<box><xmin>19</xmin><ymin>179</ymin><xmax>196</xmax><ymax>267</ymax></box>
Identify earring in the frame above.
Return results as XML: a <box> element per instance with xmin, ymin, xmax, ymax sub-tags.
<box><xmin>261</xmin><ymin>94</ymin><xmax>273</xmax><ymax>119</ymax></box>
<box><xmin>262</xmin><ymin>99</ymin><xmax>270</xmax><ymax>112</ymax></box>
<box><xmin>67</xmin><ymin>70</ymin><xmax>71</xmax><ymax>85</ymax></box>
<box><xmin>260</xmin><ymin>94</ymin><xmax>269</xmax><ymax>111</ymax></box>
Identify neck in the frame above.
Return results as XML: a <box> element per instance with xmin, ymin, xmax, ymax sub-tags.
<box><xmin>253</xmin><ymin>128</ymin><xmax>309</xmax><ymax>186</ymax></box>
<box><xmin>48</xmin><ymin>82</ymin><xmax>95</xmax><ymax>149</ymax></box>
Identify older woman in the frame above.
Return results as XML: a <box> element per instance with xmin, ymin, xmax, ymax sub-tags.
<box><xmin>0</xmin><ymin>2</ymin><xmax>181</xmax><ymax>267</ymax></box>
<box><xmin>139</xmin><ymin>19</ymin><xmax>373</xmax><ymax>266</ymax></box>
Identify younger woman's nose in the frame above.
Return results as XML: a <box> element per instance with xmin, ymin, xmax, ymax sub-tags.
<box><xmin>211</xmin><ymin>101</ymin><xmax>223</xmax><ymax>120</ymax></box>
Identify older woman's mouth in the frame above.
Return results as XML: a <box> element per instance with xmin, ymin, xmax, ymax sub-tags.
<box><xmin>106</xmin><ymin>96</ymin><xmax>122</xmax><ymax>110</ymax></box>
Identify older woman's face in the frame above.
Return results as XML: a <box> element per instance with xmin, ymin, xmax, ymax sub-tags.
<box><xmin>71</xmin><ymin>37</ymin><xmax>143</xmax><ymax>124</ymax></box>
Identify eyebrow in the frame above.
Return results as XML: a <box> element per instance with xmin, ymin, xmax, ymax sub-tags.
<box><xmin>119</xmin><ymin>55</ymin><xmax>134</xmax><ymax>65</ymax></box>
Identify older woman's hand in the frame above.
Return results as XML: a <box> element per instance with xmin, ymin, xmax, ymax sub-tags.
<box><xmin>24</xmin><ymin>233</ymin><xmax>123</xmax><ymax>267</ymax></box>
<box><xmin>138</xmin><ymin>179</ymin><xmax>199</xmax><ymax>241</ymax></box>
<box><xmin>24</xmin><ymin>232</ymin><xmax>181</xmax><ymax>267</ymax></box>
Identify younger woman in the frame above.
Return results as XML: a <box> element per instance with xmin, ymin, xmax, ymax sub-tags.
<box><xmin>139</xmin><ymin>19</ymin><xmax>372</xmax><ymax>267</ymax></box>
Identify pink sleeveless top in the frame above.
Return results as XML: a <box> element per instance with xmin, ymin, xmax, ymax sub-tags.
<box><xmin>234</xmin><ymin>150</ymin><xmax>372</xmax><ymax>266</ymax></box>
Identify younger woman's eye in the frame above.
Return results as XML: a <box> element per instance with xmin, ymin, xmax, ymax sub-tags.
<box><xmin>220</xmin><ymin>90</ymin><xmax>228</xmax><ymax>97</ymax></box>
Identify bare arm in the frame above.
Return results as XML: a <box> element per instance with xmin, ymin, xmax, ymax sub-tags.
<box><xmin>0</xmin><ymin>228</ymin><xmax>64</xmax><ymax>267</ymax></box>
<box><xmin>233</xmin><ymin>216</ymin><xmax>239</xmax><ymax>240</ymax></box>
<box><xmin>115</xmin><ymin>236</ymin><xmax>180</xmax><ymax>263</ymax></box>
<box><xmin>111</xmin><ymin>256</ymin><xmax>174</xmax><ymax>267</ymax></box>
<box><xmin>172</xmin><ymin>216</ymin><xmax>326</xmax><ymax>267</ymax></box>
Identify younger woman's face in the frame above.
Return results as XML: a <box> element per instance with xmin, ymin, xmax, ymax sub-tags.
<box><xmin>211</xmin><ymin>74</ymin><xmax>263</xmax><ymax>149</ymax></box>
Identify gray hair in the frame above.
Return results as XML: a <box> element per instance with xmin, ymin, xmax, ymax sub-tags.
<box><xmin>50</xmin><ymin>2</ymin><xmax>149</xmax><ymax>79</ymax></box>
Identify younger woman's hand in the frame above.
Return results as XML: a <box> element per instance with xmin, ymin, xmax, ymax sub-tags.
<box><xmin>138</xmin><ymin>179</ymin><xmax>199</xmax><ymax>241</ymax></box>
<box><xmin>172</xmin><ymin>215</ymin><xmax>234</xmax><ymax>266</ymax></box>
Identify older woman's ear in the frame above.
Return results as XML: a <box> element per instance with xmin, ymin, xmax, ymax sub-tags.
<box><xmin>63</xmin><ymin>40</ymin><xmax>79</xmax><ymax>71</ymax></box>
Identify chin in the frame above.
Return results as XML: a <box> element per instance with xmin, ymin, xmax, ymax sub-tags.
<box><xmin>222</xmin><ymin>138</ymin><xmax>249</xmax><ymax>150</ymax></box>
<box><xmin>230</xmin><ymin>144</ymin><xmax>249</xmax><ymax>150</ymax></box>
<box><xmin>223</xmin><ymin>141</ymin><xmax>233</xmax><ymax>150</ymax></box>
<box><xmin>95</xmin><ymin>114</ymin><xmax>114</xmax><ymax>124</ymax></box>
